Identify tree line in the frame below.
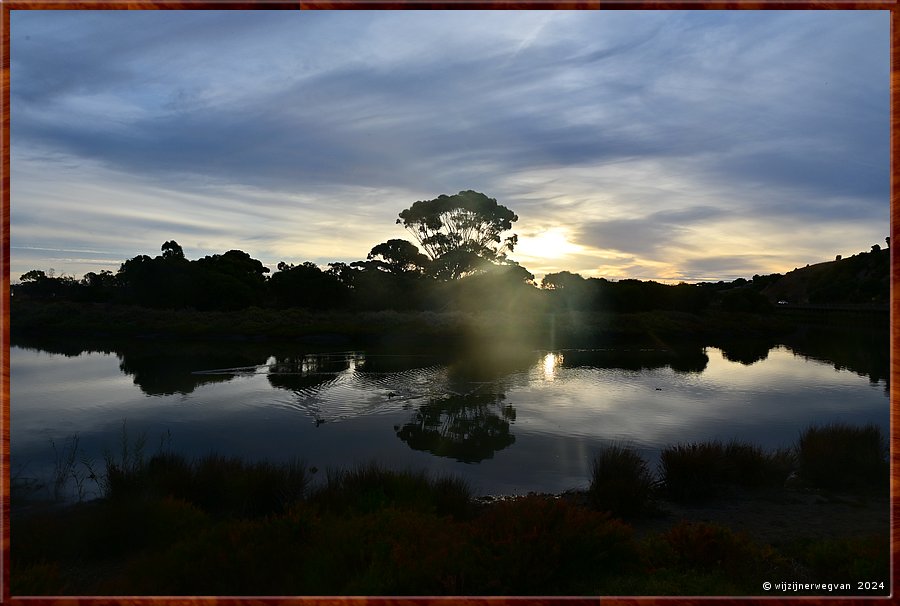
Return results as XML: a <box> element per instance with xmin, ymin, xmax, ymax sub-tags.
<box><xmin>15</xmin><ymin>190</ymin><xmax>881</xmax><ymax>314</ymax></box>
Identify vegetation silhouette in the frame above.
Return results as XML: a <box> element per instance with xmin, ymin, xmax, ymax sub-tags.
<box><xmin>557</xmin><ymin>348</ymin><xmax>708</xmax><ymax>374</ymax></box>
<box><xmin>12</xmin><ymin>191</ymin><xmax>889</xmax><ymax>322</ymax></box>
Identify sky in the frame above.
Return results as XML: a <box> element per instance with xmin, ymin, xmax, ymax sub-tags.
<box><xmin>9</xmin><ymin>10</ymin><xmax>890</xmax><ymax>284</ymax></box>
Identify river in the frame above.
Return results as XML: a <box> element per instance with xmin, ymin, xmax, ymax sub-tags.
<box><xmin>11</xmin><ymin>324</ymin><xmax>888</xmax><ymax>501</ymax></box>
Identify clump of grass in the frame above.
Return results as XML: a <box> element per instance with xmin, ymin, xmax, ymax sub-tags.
<box><xmin>660</xmin><ymin>439</ymin><xmax>796</xmax><ymax>501</ymax></box>
<box><xmin>114</xmin><ymin>453</ymin><xmax>311</xmax><ymax>518</ymax></box>
<box><xmin>722</xmin><ymin>440</ymin><xmax>795</xmax><ymax>487</ymax></box>
<box><xmin>659</xmin><ymin>441</ymin><xmax>727</xmax><ymax>501</ymax></box>
<box><xmin>310</xmin><ymin>461</ymin><xmax>473</xmax><ymax>519</ymax></box>
<box><xmin>798</xmin><ymin>422</ymin><xmax>887</xmax><ymax>493</ymax></box>
<box><xmin>588</xmin><ymin>444</ymin><xmax>657</xmax><ymax>518</ymax></box>
<box><xmin>102</xmin><ymin>420</ymin><xmax>149</xmax><ymax>500</ymax></box>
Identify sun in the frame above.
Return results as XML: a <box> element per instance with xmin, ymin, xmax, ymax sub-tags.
<box><xmin>516</xmin><ymin>228</ymin><xmax>582</xmax><ymax>260</ymax></box>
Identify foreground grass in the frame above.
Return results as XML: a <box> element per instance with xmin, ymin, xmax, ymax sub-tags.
<box><xmin>13</xmin><ymin>423</ymin><xmax>889</xmax><ymax>596</ymax></box>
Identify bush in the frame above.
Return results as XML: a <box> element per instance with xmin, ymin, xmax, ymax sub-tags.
<box><xmin>465</xmin><ymin>496</ymin><xmax>639</xmax><ymax>594</ymax></box>
<box><xmin>659</xmin><ymin>441</ymin><xmax>727</xmax><ymax>501</ymax></box>
<box><xmin>663</xmin><ymin>522</ymin><xmax>756</xmax><ymax>574</ymax></box>
<box><xmin>588</xmin><ymin>444</ymin><xmax>657</xmax><ymax>517</ymax></box>
<box><xmin>722</xmin><ymin>440</ymin><xmax>794</xmax><ymax>487</ymax></box>
<box><xmin>798</xmin><ymin>535</ymin><xmax>889</xmax><ymax>581</ymax></box>
<box><xmin>660</xmin><ymin>440</ymin><xmax>795</xmax><ymax>501</ymax></box>
<box><xmin>660</xmin><ymin>520</ymin><xmax>791</xmax><ymax>587</ymax></box>
<box><xmin>798</xmin><ymin>423</ymin><xmax>887</xmax><ymax>493</ymax></box>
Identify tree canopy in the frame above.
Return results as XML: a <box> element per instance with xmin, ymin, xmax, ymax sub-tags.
<box><xmin>396</xmin><ymin>190</ymin><xmax>518</xmax><ymax>280</ymax></box>
<box><xmin>364</xmin><ymin>239</ymin><xmax>430</xmax><ymax>276</ymax></box>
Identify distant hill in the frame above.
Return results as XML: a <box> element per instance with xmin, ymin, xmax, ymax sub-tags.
<box><xmin>761</xmin><ymin>247</ymin><xmax>889</xmax><ymax>306</ymax></box>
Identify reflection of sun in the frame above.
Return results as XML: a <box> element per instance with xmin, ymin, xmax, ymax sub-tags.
<box><xmin>542</xmin><ymin>352</ymin><xmax>564</xmax><ymax>381</ymax></box>
<box><xmin>517</xmin><ymin>228</ymin><xmax>582</xmax><ymax>260</ymax></box>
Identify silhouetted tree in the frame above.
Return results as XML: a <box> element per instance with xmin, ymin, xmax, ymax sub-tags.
<box><xmin>80</xmin><ymin>270</ymin><xmax>117</xmax><ymax>302</ymax></box>
<box><xmin>14</xmin><ymin>269</ymin><xmax>79</xmax><ymax>299</ymax></box>
<box><xmin>365</xmin><ymin>239</ymin><xmax>430</xmax><ymax>276</ymax></box>
<box><xmin>396</xmin><ymin>190</ymin><xmax>518</xmax><ymax>280</ymax></box>
<box><xmin>268</xmin><ymin>261</ymin><xmax>347</xmax><ymax>309</ymax></box>
<box><xmin>541</xmin><ymin>270</ymin><xmax>585</xmax><ymax>291</ymax></box>
<box><xmin>161</xmin><ymin>240</ymin><xmax>185</xmax><ymax>260</ymax></box>
<box><xmin>193</xmin><ymin>250</ymin><xmax>270</xmax><ymax>309</ymax></box>
<box><xmin>326</xmin><ymin>262</ymin><xmax>358</xmax><ymax>289</ymax></box>
<box><xmin>541</xmin><ymin>271</ymin><xmax>595</xmax><ymax>311</ymax></box>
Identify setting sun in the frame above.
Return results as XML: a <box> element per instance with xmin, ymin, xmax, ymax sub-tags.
<box><xmin>516</xmin><ymin>228</ymin><xmax>583</xmax><ymax>260</ymax></box>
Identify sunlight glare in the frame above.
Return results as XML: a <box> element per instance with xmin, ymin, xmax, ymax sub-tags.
<box><xmin>542</xmin><ymin>352</ymin><xmax>563</xmax><ymax>381</ymax></box>
<box><xmin>517</xmin><ymin>228</ymin><xmax>583</xmax><ymax>260</ymax></box>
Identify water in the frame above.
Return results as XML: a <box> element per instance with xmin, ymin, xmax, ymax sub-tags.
<box><xmin>11</xmin><ymin>326</ymin><xmax>889</xmax><ymax>501</ymax></box>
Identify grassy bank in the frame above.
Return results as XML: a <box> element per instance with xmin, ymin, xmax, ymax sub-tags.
<box><xmin>10</xmin><ymin>299</ymin><xmax>794</xmax><ymax>348</ymax></box>
<box><xmin>13</xmin><ymin>423</ymin><xmax>888</xmax><ymax>596</ymax></box>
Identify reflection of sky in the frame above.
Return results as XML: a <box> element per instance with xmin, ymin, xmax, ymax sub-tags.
<box><xmin>11</xmin><ymin>344</ymin><xmax>888</xmax><ymax>497</ymax></box>
<box><xmin>510</xmin><ymin>347</ymin><xmax>887</xmax><ymax>450</ymax></box>
<box><xmin>10</xmin><ymin>11</ymin><xmax>889</xmax><ymax>284</ymax></box>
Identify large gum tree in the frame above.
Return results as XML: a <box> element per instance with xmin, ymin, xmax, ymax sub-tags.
<box><xmin>396</xmin><ymin>190</ymin><xmax>519</xmax><ymax>280</ymax></box>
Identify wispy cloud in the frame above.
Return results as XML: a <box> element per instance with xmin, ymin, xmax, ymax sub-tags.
<box><xmin>10</xmin><ymin>10</ymin><xmax>889</xmax><ymax>282</ymax></box>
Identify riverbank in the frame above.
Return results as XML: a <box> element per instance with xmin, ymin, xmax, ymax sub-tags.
<box><xmin>13</xmin><ymin>424</ymin><xmax>889</xmax><ymax>597</ymax></box>
<box><xmin>13</xmin><ymin>482</ymin><xmax>889</xmax><ymax>597</ymax></box>
<box><xmin>11</xmin><ymin>299</ymin><xmax>796</xmax><ymax>348</ymax></box>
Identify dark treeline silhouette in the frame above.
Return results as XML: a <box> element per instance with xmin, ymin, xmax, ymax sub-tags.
<box><xmin>12</xmin><ymin>191</ymin><xmax>890</xmax><ymax>314</ymax></box>
<box><xmin>12</xmin><ymin>243</ymin><xmax>735</xmax><ymax>315</ymax></box>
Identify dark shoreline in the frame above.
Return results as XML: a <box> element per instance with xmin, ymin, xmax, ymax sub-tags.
<box><xmin>11</xmin><ymin>299</ymin><xmax>799</xmax><ymax>346</ymax></box>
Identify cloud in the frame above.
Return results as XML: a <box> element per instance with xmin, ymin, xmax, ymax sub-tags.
<box><xmin>10</xmin><ymin>10</ymin><xmax>889</xmax><ymax>283</ymax></box>
<box><xmin>577</xmin><ymin>206</ymin><xmax>730</xmax><ymax>255</ymax></box>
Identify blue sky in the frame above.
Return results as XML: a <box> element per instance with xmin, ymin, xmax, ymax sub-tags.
<box><xmin>10</xmin><ymin>10</ymin><xmax>890</xmax><ymax>283</ymax></box>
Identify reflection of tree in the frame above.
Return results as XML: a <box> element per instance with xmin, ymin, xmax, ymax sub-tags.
<box><xmin>117</xmin><ymin>344</ymin><xmax>270</xmax><ymax>396</ymax></box>
<box><xmin>780</xmin><ymin>325</ymin><xmax>889</xmax><ymax>390</ymax></box>
<box><xmin>396</xmin><ymin>391</ymin><xmax>516</xmax><ymax>463</ymax></box>
<box><xmin>557</xmin><ymin>347</ymin><xmax>708</xmax><ymax>373</ymax></box>
<box><xmin>715</xmin><ymin>338</ymin><xmax>776</xmax><ymax>366</ymax></box>
<box><xmin>12</xmin><ymin>335</ymin><xmax>279</xmax><ymax>396</ymax></box>
<box><xmin>265</xmin><ymin>354</ymin><xmax>350</xmax><ymax>392</ymax></box>
<box><xmin>11</xmin><ymin>334</ymin><xmax>116</xmax><ymax>358</ymax></box>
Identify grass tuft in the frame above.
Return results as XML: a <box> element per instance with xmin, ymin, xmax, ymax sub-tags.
<box><xmin>798</xmin><ymin>422</ymin><xmax>887</xmax><ymax>493</ymax></box>
<box><xmin>659</xmin><ymin>441</ymin><xmax>727</xmax><ymax>501</ymax></box>
<box><xmin>588</xmin><ymin>443</ymin><xmax>657</xmax><ymax>518</ymax></box>
<box><xmin>310</xmin><ymin>461</ymin><xmax>473</xmax><ymax>519</ymax></box>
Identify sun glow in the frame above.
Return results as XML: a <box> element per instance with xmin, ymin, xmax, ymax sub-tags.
<box><xmin>517</xmin><ymin>228</ymin><xmax>583</xmax><ymax>260</ymax></box>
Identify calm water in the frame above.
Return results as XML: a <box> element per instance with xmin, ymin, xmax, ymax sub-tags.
<box><xmin>11</xmin><ymin>326</ymin><xmax>889</xmax><ymax>500</ymax></box>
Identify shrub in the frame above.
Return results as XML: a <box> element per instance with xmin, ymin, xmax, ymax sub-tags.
<box><xmin>722</xmin><ymin>440</ymin><xmax>794</xmax><ymax>487</ymax></box>
<box><xmin>465</xmin><ymin>496</ymin><xmax>639</xmax><ymax>594</ymax></box>
<box><xmin>659</xmin><ymin>441</ymin><xmax>727</xmax><ymax>501</ymax></box>
<box><xmin>588</xmin><ymin>444</ymin><xmax>657</xmax><ymax>517</ymax></box>
<box><xmin>320</xmin><ymin>507</ymin><xmax>468</xmax><ymax>595</ymax></box>
<box><xmin>660</xmin><ymin>439</ymin><xmax>796</xmax><ymax>501</ymax></box>
<box><xmin>798</xmin><ymin>423</ymin><xmax>887</xmax><ymax>493</ymax></box>
<box><xmin>662</xmin><ymin>521</ymin><xmax>792</xmax><ymax>593</ymax></box>
<box><xmin>183</xmin><ymin>454</ymin><xmax>310</xmax><ymax>517</ymax></box>
<box><xmin>663</xmin><ymin>521</ymin><xmax>761</xmax><ymax>578</ymax></box>
<box><xmin>799</xmin><ymin>535</ymin><xmax>889</xmax><ymax>581</ymax></box>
